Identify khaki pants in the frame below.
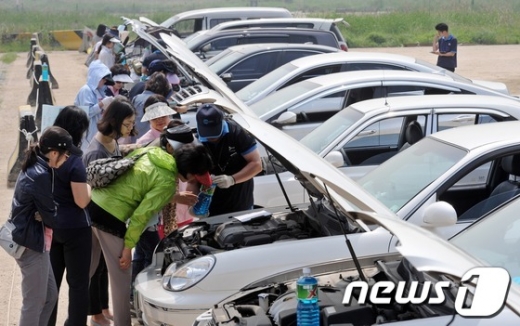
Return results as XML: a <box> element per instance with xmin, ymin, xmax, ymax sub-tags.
<box><xmin>90</xmin><ymin>227</ymin><xmax>132</xmax><ymax>326</ymax></box>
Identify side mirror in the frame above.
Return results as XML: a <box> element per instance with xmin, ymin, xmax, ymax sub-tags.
<box><xmin>220</xmin><ymin>72</ymin><xmax>233</xmax><ymax>83</ymax></box>
<box><xmin>201</xmin><ymin>44</ymin><xmax>211</xmax><ymax>53</ymax></box>
<box><xmin>422</xmin><ymin>201</ymin><xmax>457</xmax><ymax>227</ymax></box>
<box><xmin>324</xmin><ymin>151</ymin><xmax>344</xmax><ymax>168</ymax></box>
<box><xmin>273</xmin><ymin>112</ymin><xmax>297</xmax><ymax>125</ymax></box>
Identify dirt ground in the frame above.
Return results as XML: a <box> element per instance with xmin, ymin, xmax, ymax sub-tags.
<box><xmin>0</xmin><ymin>45</ymin><xmax>519</xmax><ymax>325</ymax></box>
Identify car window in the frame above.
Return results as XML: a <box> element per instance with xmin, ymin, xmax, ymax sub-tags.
<box><xmin>288</xmin><ymin>90</ymin><xmax>347</xmax><ymax>118</ymax></box>
<box><xmin>174</xmin><ymin>19</ymin><xmax>203</xmax><ymax>36</ymax></box>
<box><xmin>343</xmin><ymin>116</ymin><xmax>427</xmax><ymax>166</ymax></box>
<box><xmin>236</xmin><ymin>63</ymin><xmax>298</xmax><ymax>103</ymax></box>
<box><xmin>229</xmin><ymin>52</ymin><xmax>279</xmax><ymax>79</ymax></box>
<box><xmin>210</xmin><ymin>18</ymin><xmax>240</xmax><ymax>28</ymax></box>
<box><xmin>239</xmin><ymin>36</ymin><xmax>290</xmax><ymax>44</ymax></box>
<box><xmin>249</xmin><ymin>79</ymin><xmax>318</xmax><ymax>117</ymax></box>
<box><xmin>437</xmin><ymin>113</ymin><xmax>500</xmax><ymax>131</ymax></box>
<box><xmin>204</xmin><ymin>37</ymin><xmax>238</xmax><ymax>51</ymax></box>
<box><xmin>300</xmin><ymin>107</ymin><xmax>364</xmax><ymax>154</ymax></box>
<box><xmin>279</xmin><ymin>50</ymin><xmax>324</xmax><ymax>66</ymax></box>
<box><xmin>451</xmin><ymin>195</ymin><xmax>520</xmax><ymax>278</ymax></box>
<box><xmin>207</xmin><ymin>51</ymin><xmax>244</xmax><ymax>73</ymax></box>
<box><xmin>359</xmin><ymin>137</ymin><xmax>467</xmax><ymax>213</ymax></box>
<box><xmin>284</xmin><ymin>65</ymin><xmax>343</xmax><ymax>88</ymax></box>
<box><xmin>346</xmin><ymin>63</ymin><xmax>410</xmax><ymax>71</ymax></box>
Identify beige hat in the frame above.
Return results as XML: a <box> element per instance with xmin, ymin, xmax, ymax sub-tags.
<box><xmin>141</xmin><ymin>102</ymin><xmax>177</xmax><ymax>122</ymax></box>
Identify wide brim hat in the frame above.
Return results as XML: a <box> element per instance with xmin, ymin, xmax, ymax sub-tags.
<box><xmin>141</xmin><ymin>102</ymin><xmax>177</xmax><ymax>122</ymax></box>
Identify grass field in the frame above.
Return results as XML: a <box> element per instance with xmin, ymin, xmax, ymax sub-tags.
<box><xmin>1</xmin><ymin>0</ymin><xmax>520</xmax><ymax>52</ymax></box>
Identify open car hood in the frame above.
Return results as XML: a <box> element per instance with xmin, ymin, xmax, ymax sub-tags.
<box><xmin>231</xmin><ymin>111</ymin><xmax>393</xmax><ymax>216</ymax></box>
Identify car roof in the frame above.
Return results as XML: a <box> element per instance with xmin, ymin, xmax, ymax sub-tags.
<box><xmin>289</xmin><ymin>51</ymin><xmax>418</xmax><ymax>68</ymax></box>
<box><xmin>304</xmin><ymin>69</ymin><xmax>457</xmax><ymax>87</ymax></box>
<box><xmin>196</xmin><ymin>27</ymin><xmax>338</xmax><ymax>37</ymax></box>
<box><xmin>430</xmin><ymin>120</ymin><xmax>520</xmax><ymax>151</ymax></box>
<box><xmin>162</xmin><ymin>7</ymin><xmax>291</xmax><ymax>22</ymax></box>
<box><xmin>214</xmin><ymin>43</ymin><xmax>340</xmax><ymax>55</ymax></box>
<box><xmin>212</xmin><ymin>17</ymin><xmax>342</xmax><ymax>29</ymax></box>
<box><xmin>350</xmin><ymin>94</ymin><xmax>520</xmax><ymax>116</ymax></box>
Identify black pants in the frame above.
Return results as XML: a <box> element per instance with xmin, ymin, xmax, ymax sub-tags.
<box><xmin>88</xmin><ymin>253</ymin><xmax>110</xmax><ymax>315</ymax></box>
<box><xmin>48</xmin><ymin>226</ymin><xmax>92</xmax><ymax>326</ymax></box>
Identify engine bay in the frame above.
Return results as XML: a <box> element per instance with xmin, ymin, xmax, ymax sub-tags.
<box><xmin>206</xmin><ymin>259</ymin><xmax>459</xmax><ymax>326</ymax></box>
<box><xmin>155</xmin><ymin>198</ymin><xmax>365</xmax><ymax>274</ymax></box>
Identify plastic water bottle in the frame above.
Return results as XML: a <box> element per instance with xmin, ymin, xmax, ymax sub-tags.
<box><xmin>42</xmin><ymin>62</ymin><xmax>49</xmax><ymax>81</ymax></box>
<box><xmin>296</xmin><ymin>267</ymin><xmax>319</xmax><ymax>326</ymax></box>
<box><xmin>189</xmin><ymin>184</ymin><xmax>216</xmax><ymax>218</ymax></box>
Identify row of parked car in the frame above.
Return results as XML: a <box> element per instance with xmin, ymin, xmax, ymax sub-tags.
<box><xmin>120</xmin><ymin>9</ymin><xmax>520</xmax><ymax>326</ymax></box>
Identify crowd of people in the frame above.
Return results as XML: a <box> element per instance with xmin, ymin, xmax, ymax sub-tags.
<box><xmin>2</xmin><ymin>25</ymin><xmax>263</xmax><ymax>326</ymax></box>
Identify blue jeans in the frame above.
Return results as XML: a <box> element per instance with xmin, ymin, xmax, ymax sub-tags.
<box><xmin>131</xmin><ymin>229</ymin><xmax>160</xmax><ymax>289</ymax></box>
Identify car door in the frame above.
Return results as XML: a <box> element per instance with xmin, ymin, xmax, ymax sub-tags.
<box><xmin>224</xmin><ymin>51</ymin><xmax>280</xmax><ymax>92</ymax></box>
<box><xmin>270</xmin><ymin>87</ymin><xmax>349</xmax><ymax>140</ymax></box>
<box><xmin>337</xmin><ymin>112</ymin><xmax>431</xmax><ymax>180</ymax></box>
<box><xmin>197</xmin><ymin>36</ymin><xmax>240</xmax><ymax>60</ymax></box>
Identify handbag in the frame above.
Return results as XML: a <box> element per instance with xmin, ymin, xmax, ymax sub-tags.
<box><xmin>86</xmin><ymin>152</ymin><xmax>147</xmax><ymax>188</ymax></box>
<box><xmin>0</xmin><ymin>220</ymin><xmax>25</xmax><ymax>259</ymax></box>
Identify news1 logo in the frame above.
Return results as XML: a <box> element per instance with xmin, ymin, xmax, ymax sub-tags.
<box><xmin>342</xmin><ymin>267</ymin><xmax>510</xmax><ymax>317</ymax></box>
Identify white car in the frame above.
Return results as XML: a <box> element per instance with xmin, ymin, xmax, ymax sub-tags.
<box><xmin>236</xmin><ymin>51</ymin><xmax>511</xmax><ymax>106</ymax></box>
<box><xmin>133</xmin><ymin>29</ymin><xmax>520</xmax><ymax>326</ymax></box>
<box><xmin>253</xmin><ymin>94</ymin><xmax>520</xmax><ymax>207</ymax></box>
<box><xmin>193</xmin><ymin>193</ymin><xmax>520</xmax><ymax>326</ymax></box>
<box><xmin>243</xmin><ymin>68</ymin><xmax>518</xmax><ymax>141</ymax></box>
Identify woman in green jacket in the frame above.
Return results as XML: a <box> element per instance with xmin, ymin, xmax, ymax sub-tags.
<box><xmin>88</xmin><ymin>140</ymin><xmax>212</xmax><ymax>326</ymax></box>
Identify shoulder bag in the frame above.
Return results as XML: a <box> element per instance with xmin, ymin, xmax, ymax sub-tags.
<box><xmin>86</xmin><ymin>151</ymin><xmax>147</xmax><ymax>188</ymax></box>
<box><xmin>0</xmin><ymin>220</ymin><xmax>25</xmax><ymax>259</ymax></box>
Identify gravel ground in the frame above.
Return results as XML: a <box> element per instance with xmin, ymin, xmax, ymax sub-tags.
<box><xmin>0</xmin><ymin>45</ymin><xmax>519</xmax><ymax>325</ymax></box>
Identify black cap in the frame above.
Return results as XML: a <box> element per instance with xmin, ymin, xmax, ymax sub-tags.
<box><xmin>148</xmin><ymin>59</ymin><xmax>177</xmax><ymax>75</ymax></box>
<box><xmin>40</xmin><ymin>126</ymin><xmax>82</xmax><ymax>156</ymax></box>
<box><xmin>196</xmin><ymin>104</ymin><xmax>224</xmax><ymax>138</ymax></box>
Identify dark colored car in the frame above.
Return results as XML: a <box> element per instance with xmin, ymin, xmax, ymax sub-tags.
<box><xmin>205</xmin><ymin>43</ymin><xmax>339</xmax><ymax>92</ymax></box>
<box><xmin>184</xmin><ymin>27</ymin><xmax>341</xmax><ymax>60</ymax></box>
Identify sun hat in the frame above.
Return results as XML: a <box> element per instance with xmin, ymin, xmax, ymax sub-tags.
<box><xmin>40</xmin><ymin>126</ymin><xmax>82</xmax><ymax>156</ymax></box>
<box><xmin>141</xmin><ymin>102</ymin><xmax>177</xmax><ymax>122</ymax></box>
<box><xmin>196</xmin><ymin>103</ymin><xmax>224</xmax><ymax>138</ymax></box>
<box><xmin>112</xmin><ymin>74</ymin><xmax>134</xmax><ymax>83</ymax></box>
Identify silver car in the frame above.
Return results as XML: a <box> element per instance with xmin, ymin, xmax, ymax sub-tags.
<box><xmin>236</xmin><ymin>51</ymin><xmax>510</xmax><ymax>106</ymax></box>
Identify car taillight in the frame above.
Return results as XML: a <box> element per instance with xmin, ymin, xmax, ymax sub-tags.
<box><xmin>341</xmin><ymin>44</ymin><xmax>348</xmax><ymax>51</ymax></box>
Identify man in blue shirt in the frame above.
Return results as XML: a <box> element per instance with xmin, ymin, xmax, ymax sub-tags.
<box><xmin>432</xmin><ymin>23</ymin><xmax>457</xmax><ymax>72</ymax></box>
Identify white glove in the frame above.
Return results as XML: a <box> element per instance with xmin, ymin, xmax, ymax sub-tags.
<box><xmin>101</xmin><ymin>96</ymin><xmax>114</xmax><ymax>109</ymax></box>
<box><xmin>212</xmin><ymin>174</ymin><xmax>235</xmax><ymax>189</ymax></box>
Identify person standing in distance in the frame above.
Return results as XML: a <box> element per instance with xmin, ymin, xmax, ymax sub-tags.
<box><xmin>432</xmin><ymin>23</ymin><xmax>457</xmax><ymax>72</ymax></box>
<box><xmin>195</xmin><ymin>104</ymin><xmax>262</xmax><ymax>216</ymax></box>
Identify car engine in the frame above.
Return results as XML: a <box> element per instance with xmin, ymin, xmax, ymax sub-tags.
<box><xmin>155</xmin><ymin>198</ymin><xmax>364</xmax><ymax>274</ymax></box>
<box><xmin>204</xmin><ymin>259</ymin><xmax>458</xmax><ymax>326</ymax></box>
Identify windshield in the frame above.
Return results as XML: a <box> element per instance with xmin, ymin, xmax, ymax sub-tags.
<box><xmin>415</xmin><ymin>58</ymin><xmax>471</xmax><ymax>83</ymax></box>
<box><xmin>300</xmin><ymin>107</ymin><xmax>364</xmax><ymax>154</ymax></box>
<box><xmin>249</xmin><ymin>79</ymin><xmax>318</xmax><ymax>117</ymax></box>
<box><xmin>451</xmin><ymin>196</ymin><xmax>520</xmax><ymax>279</ymax></box>
<box><xmin>236</xmin><ymin>63</ymin><xmax>298</xmax><ymax>103</ymax></box>
<box><xmin>207</xmin><ymin>50</ymin><xmax>244</xmax><ymax>73</ymax></box>
<box><xmin>358</xmin><ymin>138</ymin><xmax>467</xmax><ymax>212</ymax></box>
<box><xmin>183</xmin><ymin>31</ymin><xmax>204</xmax><ymax>44</ymax></box>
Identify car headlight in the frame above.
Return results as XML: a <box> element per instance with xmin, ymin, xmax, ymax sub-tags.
<box><xmin>162</xmin><ymin>256</ymin><xmax>215</xmax><ymax>291</ymax></box>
